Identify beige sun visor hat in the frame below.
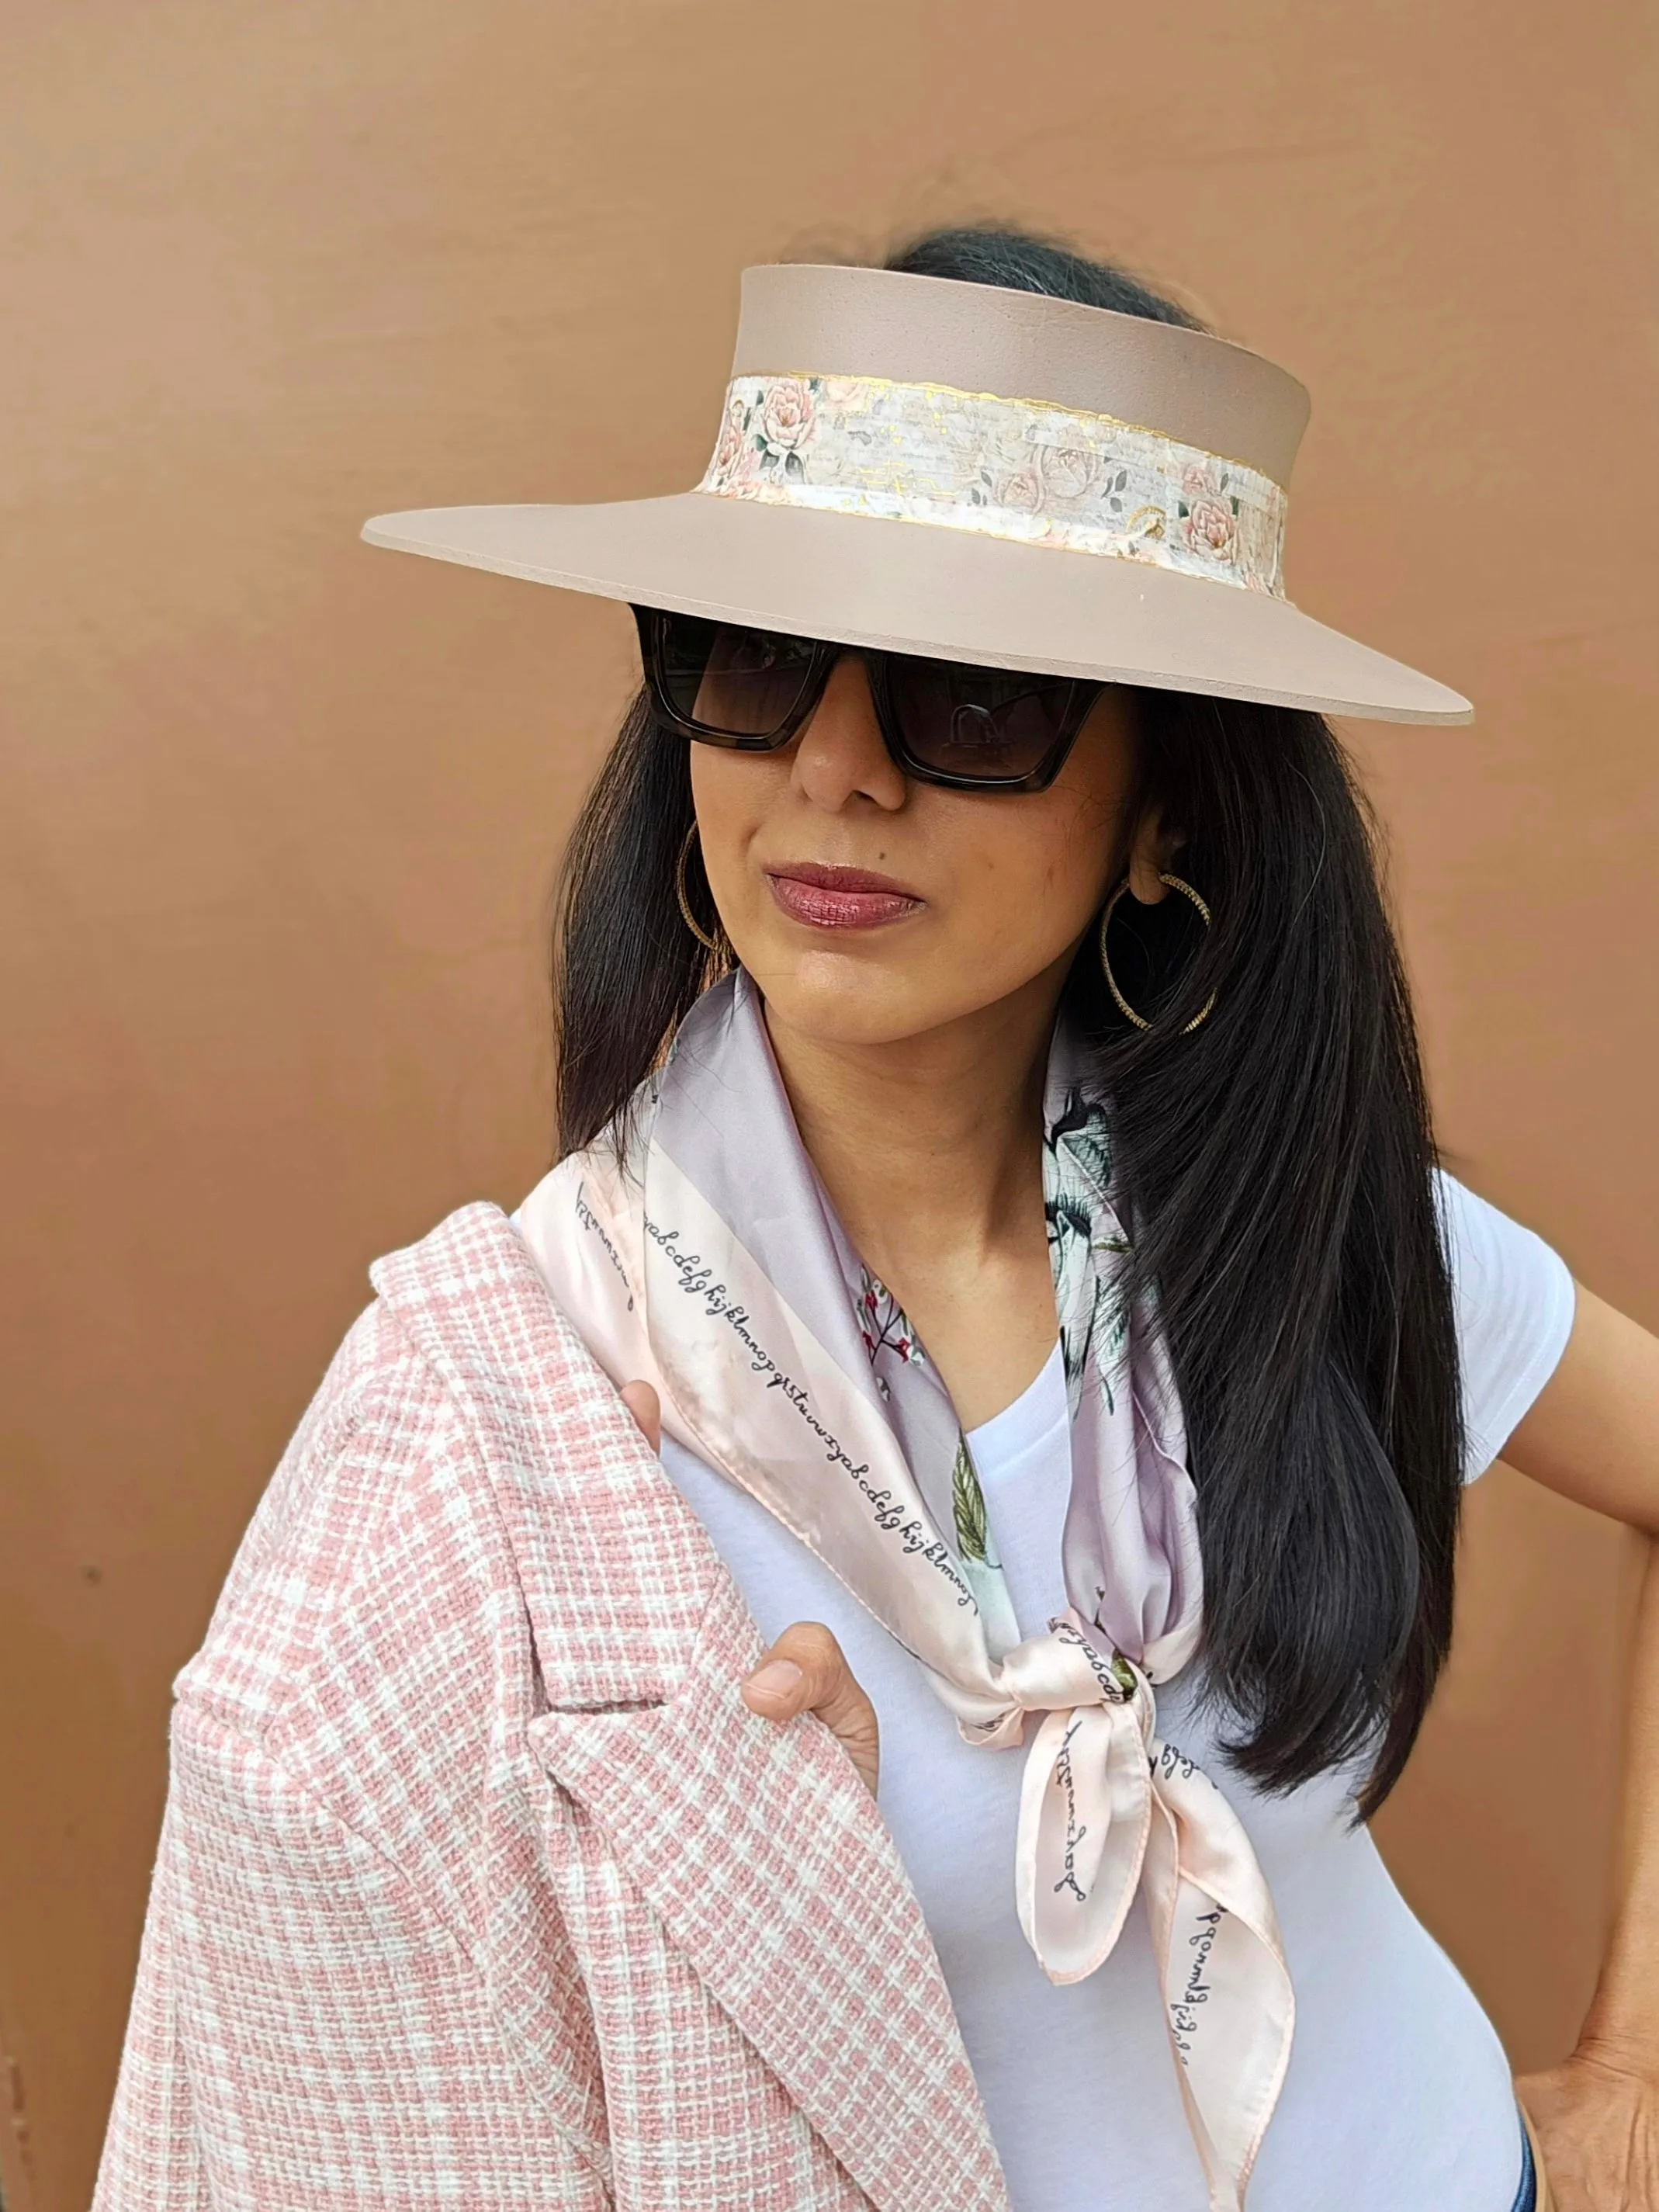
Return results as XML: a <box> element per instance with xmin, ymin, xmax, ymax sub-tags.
<box><xmin>362</xmin><ymin>262</ymin><xmax>1472</xmax><ymax>726</ymax></box>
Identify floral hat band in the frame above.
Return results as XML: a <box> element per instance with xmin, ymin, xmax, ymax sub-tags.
<box><xmin>362</xmin><ymin>262</ymin><xmax>1474</xmax><ymax>725</ymax></box>
<box><xmin>699</xmin><ymin>372</ymin><xmax>1289</xmax><ymax>597</ymax></box>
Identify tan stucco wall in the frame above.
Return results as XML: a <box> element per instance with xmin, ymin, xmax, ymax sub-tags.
<box><xmin>2</xmin><ymin>3</ymin><xmax>1656</xmax><ymax>2203</ymax></box>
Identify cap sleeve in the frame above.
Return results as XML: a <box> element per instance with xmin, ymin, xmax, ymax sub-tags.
<box><xmin>1436</xmin><ymin>1169</ymin><xmax>1577</xmax><ymax>1482</ymax></box>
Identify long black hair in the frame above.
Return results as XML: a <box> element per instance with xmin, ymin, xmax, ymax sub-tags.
<box><xmin>553</xmin><ymin>226</ymin><xmax>1463</xmax><ymax>1817</ymax></box>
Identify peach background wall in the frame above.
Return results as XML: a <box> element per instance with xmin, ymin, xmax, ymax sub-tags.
<box><xmin>3</xmin><ymin>2</ymin><xmax>1657</xmax><ymax>2205</ymax></box>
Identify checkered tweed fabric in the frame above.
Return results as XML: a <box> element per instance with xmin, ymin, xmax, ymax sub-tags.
<box><xmin>95</xmin><ymin>1203</ymin><xmax>1010</xmax><ymax>2212</ymax></box>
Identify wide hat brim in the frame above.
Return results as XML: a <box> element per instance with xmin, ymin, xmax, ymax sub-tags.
<box><xmin>362</xmin><ymin>262</ymin><xmax>1471</xmax><ymax>726</ymax></box>
<box><xmin>364</xmin><ymin>491</ymin><xmax>1470</xmax><ymax>725</ymax></box>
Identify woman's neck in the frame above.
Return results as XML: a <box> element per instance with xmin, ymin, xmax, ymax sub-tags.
<box><xmin>762</xmin><ymin>972</ymin><xmax>1065</xmax><ymax>1427</ymax></box>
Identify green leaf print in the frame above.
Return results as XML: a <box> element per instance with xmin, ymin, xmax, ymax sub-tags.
<box><xmin>952</xmin><ymin>1439</ymin><xmax>992</xmax><ymax>1565</ymax></box>
<box><xmin>1043</xmin><ymin>1089</ymin><xmax>1131</xmax><ymax>1416</ymax></box>
<box><xmin>953</xmin><ymin>1439</ymin><xmax>1020</xmax><ymax>1657</ymax></box>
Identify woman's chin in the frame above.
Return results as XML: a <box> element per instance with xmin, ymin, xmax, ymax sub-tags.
<box><xmin>739</xmin><ymin>947</ymin><xmax>1018</xmax><ymax>1051</ymax></box>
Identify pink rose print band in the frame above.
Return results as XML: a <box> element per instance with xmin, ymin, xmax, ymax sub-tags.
<box><xmin>698</xmin><ymin>371</ymin><xmax>1290</xmax><ymax>596</ymax></box>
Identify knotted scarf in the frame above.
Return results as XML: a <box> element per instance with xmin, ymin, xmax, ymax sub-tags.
<box><xmin>520</xmin><ymin>970</ymin><xmax>1294</xmax><ymax>2209</ymax></box>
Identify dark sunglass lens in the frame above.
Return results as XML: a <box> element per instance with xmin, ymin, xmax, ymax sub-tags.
<box><xmin>888</xmin><ymin>657</ymin><xmax>1081</xmax><ymax>782</ymax></box>
<box><xmin>655</xmin><ymin>615</ymin><xmax>819</xmax><ymax>739</ymax></box>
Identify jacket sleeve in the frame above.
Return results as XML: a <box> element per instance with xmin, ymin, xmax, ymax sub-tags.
<box><xmin>93</xmin><ymin>1808</ymin><xmax>210</xmax><ymax>2212</ymax></box>
<box><xmin>94</xmin><ymin>1704</ymin><xmax>611</xmax><ymax>2210</ymax></box>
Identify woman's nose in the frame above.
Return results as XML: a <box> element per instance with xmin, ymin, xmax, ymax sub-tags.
<box><xmin>789</xmin><ymin>654</ymin><xmax>909</xmax><ymax>813</ymax></box>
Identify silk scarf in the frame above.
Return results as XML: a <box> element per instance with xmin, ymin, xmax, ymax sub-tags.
<box><xmin>521</xmin><ymin>969</ymin><xmax>1294</xmax><ymax>2209</ymax></box>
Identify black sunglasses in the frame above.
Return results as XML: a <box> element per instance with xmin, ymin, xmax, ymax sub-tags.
<box><xmin>633</xmin><ymin>606</ymin><xmax>1103</xmax><ymax>794</ymax></box>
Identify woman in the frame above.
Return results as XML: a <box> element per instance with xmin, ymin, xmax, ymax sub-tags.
<box><xmin>97</xmin><ymin>230</ymin><xmax>1659</xmax><ymax>2212</ymax></box>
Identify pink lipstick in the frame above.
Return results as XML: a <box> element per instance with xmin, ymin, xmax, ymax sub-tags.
<box><xmin>765</xmin><ymin>862</ymin><xmax>924</xmax><ymax>931</ymax></box>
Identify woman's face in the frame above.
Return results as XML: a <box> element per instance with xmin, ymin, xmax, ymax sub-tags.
<box><xmin>691</xmin><ymin>654</ymin><xmax>1150</xmax><ymax>1049</ymax></box>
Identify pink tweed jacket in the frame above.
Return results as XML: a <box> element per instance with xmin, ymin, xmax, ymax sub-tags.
<box><xmin>95</xmin><ymin>1203</ymin><xmax>1010</xmax><ymax>2211</ymax></box>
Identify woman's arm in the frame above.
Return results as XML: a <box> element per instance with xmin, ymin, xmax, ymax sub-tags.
<box><xmin>1505</xmin><ymin>1289</ymin><xmax>1659</xmax><ymax>1531</ymax></box>
<box><xmin>1502</xmin><ymin>1288</ymin><xmax>1659</xmax><ymax>2210</ymax></box>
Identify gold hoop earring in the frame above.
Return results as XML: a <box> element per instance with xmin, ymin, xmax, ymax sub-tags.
<box><xmin>676</xmin><ymin>822</ymin><xmax>727</xmax><ymax>955</ymax></box>
<box><xmin>1099</xmin><ymin>873</ymin><xmax>1217</xmax><ymax>1034</ymax></box>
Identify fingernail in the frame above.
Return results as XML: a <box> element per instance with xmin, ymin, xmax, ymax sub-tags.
<box><xmin>745</xmin><ymin>1660</ymin><xmax>804</xmax><ymax>1699</ymax></box>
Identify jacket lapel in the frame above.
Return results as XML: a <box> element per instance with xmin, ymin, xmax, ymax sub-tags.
<box><xmin>372</xmin><ymin>1203</ymin><xmax>1009</xmax><ymax>2212</ymax></box>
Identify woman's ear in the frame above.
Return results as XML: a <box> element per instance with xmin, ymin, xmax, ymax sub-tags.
<box><xmin>1125</xmin><ymin>806</ymin><xmax>1183</xmax><ymax>903</ymax></box>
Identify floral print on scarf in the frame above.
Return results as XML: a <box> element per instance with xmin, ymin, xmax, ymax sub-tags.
<box><xmin>1044</xmin><ymin>1090</ymin><xmax>1131</xmax><ymax>1414</ymax></box>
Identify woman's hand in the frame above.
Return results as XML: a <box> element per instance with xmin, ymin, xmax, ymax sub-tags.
<box><xmin>739</xmin><ymin>1621</ymin><xmax>881</xmax><ymax>1797</ymax></box>
<box><xmin>1518</xmin><ymin>2048</ymin><xmax>1659</xmax><ymax>2210</ymax></box>
<box><xmin>620</xmin><ymin>1382</ymin><xmax>881</xmax><ymax>1796</ymax></box>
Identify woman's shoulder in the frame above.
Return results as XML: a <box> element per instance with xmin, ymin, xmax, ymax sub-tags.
<box><xmin>1433</xmin><ymin>1168</ymin><xmax>1578</xmax><ymax>1480</ymax></box>
<box><xmin>177</xmin><ymin>1201</ymin><xmax>606</xmax><ymax>1756</ymax></box>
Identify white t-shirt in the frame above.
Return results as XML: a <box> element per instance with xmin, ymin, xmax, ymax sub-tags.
<box><xmin>540</xmin><ymin>1170</ymin><xmax>1574</xmax><ymax>2211</ymax></box>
